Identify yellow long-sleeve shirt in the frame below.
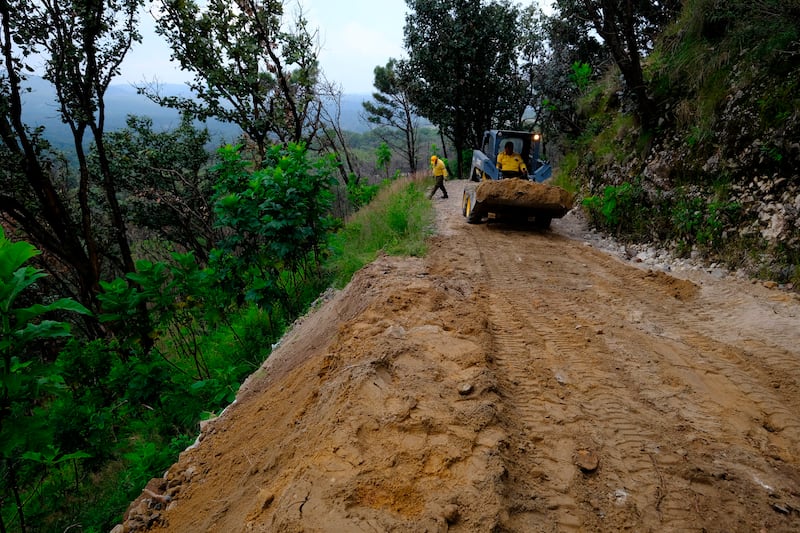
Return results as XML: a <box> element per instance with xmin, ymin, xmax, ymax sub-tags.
<box><xmin>432</xmin><ymin>159</ymin><xmax>448</xmax><ymax>178</ymax></box>
<box><xmin>497</xmin><ymin>152</ymin><xmax>527</xmax><ymax>174</ymax></box>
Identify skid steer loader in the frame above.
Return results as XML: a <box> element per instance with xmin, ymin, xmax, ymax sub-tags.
<box><xmin>461</xmin><ymin>130</ymin><xmax>573</xmax><ymax>228</ymax></box>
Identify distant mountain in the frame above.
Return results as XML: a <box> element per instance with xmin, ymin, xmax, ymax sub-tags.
<box><xmin>17</xmin><ymin>76</ymin><xmax>376</xmax><ymax>152</ymax></box>
<box><xmin>335</xmin><ymin>93</ymin><xmax>373</xmax><ymax>133</ymax></box>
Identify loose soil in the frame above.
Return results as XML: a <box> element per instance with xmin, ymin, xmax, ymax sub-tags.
<box><xmin>474</xmin><ymin>179</ymin><xmax>574</xmax><ymax>211</ymax></box>
<box><xmin>120</xmin><ymin>179</ymin><xmax>800</xmax><ymax>532</ymax></box>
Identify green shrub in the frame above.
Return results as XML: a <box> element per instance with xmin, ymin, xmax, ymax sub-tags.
<box><xmin>582</xmin><ymin>182</ymin><xmax>639</xmax><ymax>233</ymax></box>
<box><xmin>669</xmin><ymin>187</ymin><xmax>741</xmax><ymax>253</ymax></box>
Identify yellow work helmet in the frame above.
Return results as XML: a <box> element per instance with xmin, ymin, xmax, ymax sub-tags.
<box><xmin>430</xmin><ymin>155</ymin><xmax>437</xmax><ymax>163</ymax></box>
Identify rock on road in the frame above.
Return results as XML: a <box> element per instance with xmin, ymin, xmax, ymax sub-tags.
<box><xmin>121</xmin><ymin>179</ymin><xmax>800</xmax><ymax>533</ymax></box>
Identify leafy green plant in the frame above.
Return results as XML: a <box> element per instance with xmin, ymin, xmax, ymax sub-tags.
<box><xmin>570</xmin><ymin>61</ymin><xmax>592</xmax><ymax>93</ymax></box>
<box><xmin>0</xmin><ymin>228</ymin><xmax>90</xmax><ymax>532</ymax></box>
<box><xmin>376</xmin><ymin>142</ymin><xmax>392</xmax><ymax>179</ymax></box>
<box><xmin>759</xmin><ymin>143</ymin><xmax>783</xmax><ymax>163</ymax></box>
<box><xmin>582</xmin><ymin>182</ymin><xmax>635</xmax><ymax>231</ymax></box>
<box><xmin>212</xmin><ymin>143</ymin><xmax>338</xmax><ymax>315</ymax></box>
<box><xmin>671</xmin><ymin>192</ymin><xmax>740</xmax><ymax>252</ymax></box>
<box><xmin>347</xmin><ymin>173</ymin><xmax>381</xmax><ymax>210</ymax></box>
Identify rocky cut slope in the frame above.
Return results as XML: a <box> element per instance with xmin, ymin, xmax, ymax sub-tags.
<box><xmin>574</xmin><ymin>2</ymin><xmax>800</xmax><ymax>285</ymax></box>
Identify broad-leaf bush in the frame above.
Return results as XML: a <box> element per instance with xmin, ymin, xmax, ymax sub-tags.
<box><xmin>0</xmin><ymin>228</ymin><xmax>91</xmax><ymax>531</ymax></box>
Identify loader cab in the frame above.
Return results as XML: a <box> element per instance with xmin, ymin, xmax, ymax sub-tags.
<box><xmin>471</xmin><ymin>129</ymin><xmax>551</xmax><ymax>182</ymax></box>
<box><xmin>489</xmin><ymin>131</ymin><xmax>530</xmax><ymax>161</ymax></box>
<box><xmin>492</xmin><ymin>130</ymin><xmax>532</xmax><ymax>176</ymax></box>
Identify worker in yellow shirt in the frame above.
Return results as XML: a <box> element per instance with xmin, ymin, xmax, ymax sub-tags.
<box><xmin>496</xmin><ymin>141</ymin><xmax>528</xmax><ymax>178</ymax></box>
<box><xmin>429</xmin><ymin>155</ymin><xmax>449</xmax><ymax>199</ymax></box>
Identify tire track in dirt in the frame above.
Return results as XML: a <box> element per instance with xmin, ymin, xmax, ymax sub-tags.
<box><xmin>465</xmin><ymin>209</ymin><xmax>799</xmax><ymax>531</ymax></box>
<box><xmin>546</xmin><ymin>240</ymin><xmax>800</xmax><ymax>528</ymax></box>
<box><xmin>485</xmin><ymin>230</ymin><xmax>700</xmax><ymax>530</ymax></box>
<box><xmin>478</xmin><ymin>271</ymin><xmax>582</xmax><ymax>528</ymax></box>
<box><xmin>581</xmin><ymin>245</ymin><xmax>800</xmax><ymax>462</ymax></box>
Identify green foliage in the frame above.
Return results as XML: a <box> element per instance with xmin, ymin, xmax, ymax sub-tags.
<box><xmin>581</xmin><ymin>181</ymin><xmax>649</xmax><ymax>236</ymax></box>
<box><xmin>402</xmin><ymin>0</ymin><xmax>525</xmax><ymax>172</ymax></box>
<box><xmin>212</xmin><ymin>143</ymin><xmax>338</xmax><ymax>314</ymax></box>
<box><xmin>376</xmin><ymin>142</ymin><xmax>392</xmax><ymax>178</ymax></box>
<box><xmin>758</xmin><ymin>78</ymin><xmax>799</xmax><ymax>129</ymax></box>
<box><xmin>364</xmin><ymin>59</ymin><xmax>421</xmax><ymax>172</ymax></box>
<box><xmin>327</xmin><ymin>178</ymin><xmax>434</xmax><ymax>288</ymax></box>
<box><xmin>569</xmin><ymin>61</ymin><xmax>592</xmax><ymax>93</ymax></box>
<box><xmin>1</xmin><ymin>0</ymin><xmax>146</xmax><ymax>321</ymax></box>
<box><xmin>347</xmin><ymin>174</ymin><xmax>382</xmax><ymax>210</ymax></box>
<box><xmin>152</xmin><ymin>0</ymin><xmax>320</xmax><ymax>157</ymax></box>
<box><xmin>670</xmin><ymin>190</ymin><xmax>741</xmax><ymax>253</ymax></box>
<box><xmin>551</xmin><ymin>152</ymin><xmax>579</xmax><ymax>193</ymax></box>
<box><xmin>0</xmin><ymin>228</ymin><xmax>91</xmax><ymax>532</ymax></box>
<box><xmin>100</xmin><ymin>115</ymin><xmax>217</xmax><ymax>263</ymax></box>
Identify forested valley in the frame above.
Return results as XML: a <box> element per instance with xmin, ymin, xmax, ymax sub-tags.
<box><xmin>1</xmin><ymin>0</ymin><xmax>798</xmax><ymax>531</ymax></box>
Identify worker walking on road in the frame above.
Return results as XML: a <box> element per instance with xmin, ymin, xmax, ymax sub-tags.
<box><xmin>429</xmin><ymin>155</ymin><xmax>449</xmax><ymax>199</ymax></box>
<box><xmin>497</xmin><ymin>141</ymin><xmax>528</xmax><ymax>178</ymax></box>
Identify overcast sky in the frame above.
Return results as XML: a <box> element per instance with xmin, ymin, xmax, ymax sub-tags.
<box><xmin>120</xmin><ymin>1</ymin><xmax>550</xmax><ymax>95</ymax></box>
<box><xmin>120</xmin><ymin>0</ymin><xmax>408</xmax><ymax>94</ymax></box>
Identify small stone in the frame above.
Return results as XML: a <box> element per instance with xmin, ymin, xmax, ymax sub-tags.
<box><xmin>772</xmin><ymin>502</ymin><xmax>791</xmax><ymax>514</ymax></box>
<box><xmin>258</xmin><ymin>489</ymin><xmax>275</xmax><ymax>510</ymax></box>
<box><xmin>574</xmin><ymin>449</ymin><xmax>600</xmax><ymax>472</ymax></box>
<box><xmin>458</xmin><ymin>383</ymin><xmax>474</xmax><ymax>395</ymax></box>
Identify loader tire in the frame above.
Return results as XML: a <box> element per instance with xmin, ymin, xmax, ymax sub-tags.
<box><xmin>463</xmin><ymin>187</ymin><xmax>482</xmax><ymax>224</ymax></box>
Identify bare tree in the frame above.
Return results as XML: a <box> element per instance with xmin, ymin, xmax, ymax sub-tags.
<box><xmin>316</xmin><ymin>78</ymin><xmax>360</xmax><ymax>183</ymax></box>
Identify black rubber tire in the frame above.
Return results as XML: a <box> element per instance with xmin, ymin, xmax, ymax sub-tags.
<box><xmin>466</xmin><ymin>194</ymin><xmax>482</xmax><ymax>224</ymax></box>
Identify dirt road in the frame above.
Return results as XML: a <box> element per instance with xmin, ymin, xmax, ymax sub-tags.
<box><xmin>121</xmin><ymin>179</ymin><xmax>800</xmax><ymax>532</ymax></box>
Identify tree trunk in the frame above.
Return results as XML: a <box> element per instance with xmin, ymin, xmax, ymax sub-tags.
<box><xmin>584</xmin><ymin>0</ymin><xmax>657</xmax><ymax>128</ymax></box>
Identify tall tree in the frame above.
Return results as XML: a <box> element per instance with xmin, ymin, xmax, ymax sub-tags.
<box><xmin>98</xmin><ymin>114</ymin><xmax>218</xmax><ymax>264</ymax></box>
<box><xmin>521</xmin><ymin>3</ymin><xmax>608</xmax><ymax>137</ymax></box>
<box><xmin>401</xmin><ymin>0</ymin><xmax>524</xmax><ymax>176</ymax></box>
<box><xmin>0</xmin><ymin>0</ymin><xmax>143</xmax><ymax>330</ymax></box>
<box><xmin>363</xmin><ymin>58</ymin><xmax>420</xmax><ymax>172</ymax></box>
<box><xmin>149</xmin><ymin>0</ymin><xmax>323</xmax><ymax>162</ymax></box>
<box><xmin>554</xmin><ymin>0</ymin><xmax>682</xmax><ymax>128</ymax></box>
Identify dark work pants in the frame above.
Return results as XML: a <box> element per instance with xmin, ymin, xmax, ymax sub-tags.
<box><xmin>429</xmin><ymin>176</ymin><xmax>448</xmax><ymax>198</ymax></box>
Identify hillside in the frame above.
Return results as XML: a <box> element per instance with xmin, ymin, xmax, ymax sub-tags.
<box><xmin>570</xmin><ymin>2</ymin><xmax>800</xmax><ymax>287</ymax></box>
<box><xmin>117</xmin><ymin>181</ymin><xmax>800</xmax><ymax>532</ymax></box>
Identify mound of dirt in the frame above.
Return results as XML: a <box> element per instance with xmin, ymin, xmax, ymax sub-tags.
<box><xmin>117</xmin><ymin>180</ymin><xmax>800</xmax><ymax>533</ymax></box>
<box><xmin>475</xmin><ymin>179</ymin><xmax>574</xmax><ymax>211</ymax></box>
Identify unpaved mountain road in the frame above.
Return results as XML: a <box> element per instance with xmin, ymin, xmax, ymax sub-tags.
<box><xmin>122</xmin><ymin>179</ymin><xmax>800</xmax><ymax>532</ymax></box>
